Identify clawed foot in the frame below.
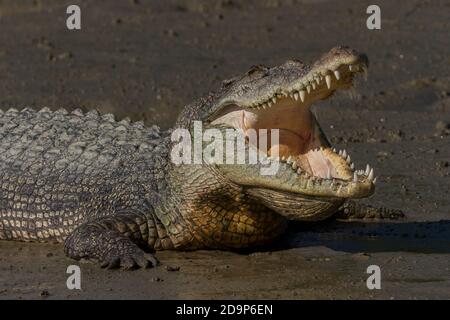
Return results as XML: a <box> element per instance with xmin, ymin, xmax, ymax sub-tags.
<box><xmin>64</xmin><ymin>218</ymin><xmax>161</xmax><ymax>270</ymax></box>
<box><xmin>100</xmin><ymin>247</ymin><xmax>159</xmax><ymax>270</ymax></box>
<box><xmin>336</xmin><ymin>200</ymin><xmax>405</xmax><ymax>221</ymax></box>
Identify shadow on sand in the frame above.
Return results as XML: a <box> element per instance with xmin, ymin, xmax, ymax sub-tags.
<box><xmin>276</xmin><ymin>219</ymin><xmax>450</xmax><ymax>254</ymax></box>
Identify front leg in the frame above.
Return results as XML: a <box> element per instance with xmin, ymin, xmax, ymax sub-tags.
<box><xmin>64</xmin><ymin>211</ymin><xmax>159</xmax><ymax>269</ymax></box>
<box><xmin>335</xmin><ymin>200</ymin><xmax>405</xmax><ymax>220</ymax></box>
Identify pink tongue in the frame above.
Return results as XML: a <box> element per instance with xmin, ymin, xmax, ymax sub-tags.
<box><xmin>266</xmin><ymin>129</ymin><xmax>311</xmax><ymax>157</ymax></box>
<box><xmin>305</xmin><ymin>149</ymin><xmax>332</xmax><ymax>178</ymax></box>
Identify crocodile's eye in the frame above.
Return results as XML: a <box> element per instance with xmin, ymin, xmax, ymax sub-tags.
<box><xmin>246</xmin><ymin>65</ymin><xmax>268</xmax><ymax>77</ymax></box>
<box><xmin>222</xmin><ymin>78</ymin><xmax>236</xmax><ymax>87</ymax></box>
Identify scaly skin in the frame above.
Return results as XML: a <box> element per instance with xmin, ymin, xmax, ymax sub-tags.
<box><xmin>0</xmin><ymin>107</ymin><xmax>286</xmax><ymax>267</ymax></box>
<box><xmin>0</xmin><ymin>47</ymin><xmax>403</xmax><ymax>269</ymax></box>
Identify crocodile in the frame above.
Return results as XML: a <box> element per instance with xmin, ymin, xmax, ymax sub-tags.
<box><xmin>0</xmin><ymin>46</ymin><xmax>402</xmax><ymax>269</ymax></box>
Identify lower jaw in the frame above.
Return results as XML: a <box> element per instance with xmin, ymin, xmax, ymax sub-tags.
<box><xmin>259</xmin><ymin>146</ymin><xmax>376</xmax><ymax>199</ymax></box>
<box><xmin>267</xmin><ymin>143</ymin><xmax>353</xmax><ymax>181</ymax></box>
<box><xmin>241</xmin><ymin>125</ymin><xmax>374</xmax><ymax>197</ymax></box>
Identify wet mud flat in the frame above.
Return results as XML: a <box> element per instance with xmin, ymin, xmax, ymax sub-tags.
<box><xmin>1</xmin><ymin>240</ymin><xmax>449</xmax><ymax>299</ymax></box>
<box><xmin>0</xmin><ymin>0</ymin><xmax>449</xmax><ymax>299</ymax></box>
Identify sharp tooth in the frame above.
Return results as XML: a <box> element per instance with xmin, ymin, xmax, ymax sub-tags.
<box><xmin>262</xmin><ymin>104</ymin><xmax>266</xmax><ymax>109</ymax></box>
<box><xmin>349</xmin><ymin>65</ymin><xmax>353</xmax><ymax>71</ymax></box>
<box><xmin>334</xmin><ymin>70</ymin><xmax>340</xmax><ymax>80</ymax></box>
<box><xmin>293</xmin><ymin>92</ymin><xmax>299</xmax><ymax>101</ymax></box>
<box><xmin>373</xmin><ymin>177</ymin><xmax>377</xmax><ymax>184</ymax></box>
<box><xmin>346</xmin><ymin>155</ymin><xmax>351</xmax><ymax>164</ymax></box>
<box><xmin>306</xmin><ymin>85</ymin><xmax>311</xmax><ymax>94</ymax></box>
<box><xmin>332</xmin><ymin>148</ymin><xmax>336</xmax><ymax>153</ymax></box>
<box><xmin>326</xmin><ymin>168</ymin><xmax>331</xmax><ymax>179</ymax></box>
<box><xmin>365</xmin><ymin>164</ymin><xmax>370</xmax><ymax>175</ymax></box>
<box><xmin>368</xmin><ymin>168</ymin><xmax>374</xmax><ymax>181</ymax></box>
<box><xmin>299</xmin><ymin>90</ymin><xmax>306</xmax><ymax>103</ymax></box>
<box><xmin>287</xmin><ymin>156</ymin><xmax>292</xmax><ymax>163</ymax></box>
<box><xmin>272</xmin><ymin>97</ymin><xmax>277</xmax><ymax>104</ymax></box>
<box><xmin>315</xmin><ymin>78</ymin><xmax>320</xmax><ymax>85</ymax></box>
<box><xmin>311</xmin><ymin>82</ymin><xmax>316</xmax><ymax>90</ymax></box>
<box><xmin>268</xmin><ymin>102</ymin><xmax>273</xmax><ymax>107</ymax></box>
<box><xmin>338</xmin><ymin>150</ymin><xmax>343</xmax><ymax>156</ymax></box>
<box><xmin>325</xmin><ymin>75</ymin><xmax>332</xmax><ymax>89</ymax></box>
<box><xmin>350</xmin><ymin>163</ymin><xmax>355</xmax><ymax>170</ymax></box>
<box><xmin>292</xmin><ymin>162</ymin><xmax>298</xmax><ymax>170</ymax></box>
<box><xmin>353</xmin><ymin>172</ymin><xmax>358</xmax><ymax>182</ymax></box>
<box><xmin>342</xmin><ymin>149</ymin><xmax>347</xmax><ymax>158</ymax></box>
<box><xmin>297</xmin><ymin>168</ymin><xmax>302</xmax><ymax>174</ymax></box>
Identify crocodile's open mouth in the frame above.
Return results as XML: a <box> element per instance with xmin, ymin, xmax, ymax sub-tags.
<box><xmin>211</xmin><ymin>55</ymin><xmax>375</xmax><ymax>194</ymax></box>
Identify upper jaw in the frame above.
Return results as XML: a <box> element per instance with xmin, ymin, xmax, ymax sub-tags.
<box><xmin>214</xmin><ymin>46</ymin><xmax>368</xmax><ymax>113</ymax></box>
<box><xmin>242</xmin><ymin>59</ymin><xmax>366</xmax><ymax>110</ymax></box>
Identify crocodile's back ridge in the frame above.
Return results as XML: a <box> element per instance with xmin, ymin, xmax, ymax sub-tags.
<box><xmin>0</xmin><ymin>107</ymin><xmax>165</xmax><ymax>242</ymax></box>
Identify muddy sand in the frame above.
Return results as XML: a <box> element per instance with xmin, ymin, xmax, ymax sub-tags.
<box><xmin>0</xmin><ymin>0</ymin><xmax>449</xmax><ymax>299</ymax></box>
